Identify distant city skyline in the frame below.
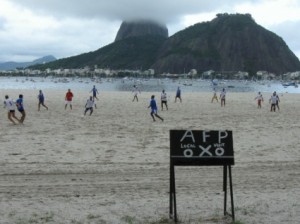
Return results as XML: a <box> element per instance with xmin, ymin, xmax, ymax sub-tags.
<box><xmin>0</xmin><ymin>0</ymin><xmax>299</xmax><ymax>62</ymax></box>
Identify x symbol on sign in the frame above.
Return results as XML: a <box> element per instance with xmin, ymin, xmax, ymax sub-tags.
<box><xmin>199</xmin><ymin>145</ymin><xmax>212</xmax><ymax>156</ymax></box>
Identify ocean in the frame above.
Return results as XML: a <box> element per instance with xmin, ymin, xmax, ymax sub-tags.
<box><xmin>0</xmin><ymin>76</ymin><xmax>299</xmax><ymax>94</ymax></box>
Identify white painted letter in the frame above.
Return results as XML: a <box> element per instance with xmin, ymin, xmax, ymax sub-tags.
<box><xmin>202</xmin><ymin>131</ymin><xmax>210</xmax><ymax>143</ymax></box>
<box><xmin>180</xmin><ymin>130</ymin><xmax>195</xmax><ymax>143</ymax></box>
<box><xmin>218</xmin><ymin>131</ymin><xmax>228</xmax><ymax>143</ymax></box>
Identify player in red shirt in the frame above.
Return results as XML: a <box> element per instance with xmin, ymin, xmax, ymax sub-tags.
<box><xmin>65</xmin><ymin>89</ymin><xmax>74</xmax><ymax>110</ymax></box>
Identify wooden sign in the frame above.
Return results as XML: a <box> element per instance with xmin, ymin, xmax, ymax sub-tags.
<box><xmin>169</xmin><ymin>130</ymin><xmax>235</xmax><ymax>222</ymax></box>
<box><xmin>170</xmin><ymin>130</ymin><xmax>234</xmax><ymax>166</ymax></box>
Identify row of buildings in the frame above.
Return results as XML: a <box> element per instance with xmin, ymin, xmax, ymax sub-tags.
<box><xmin>0</xmin><ymin>67</ymin><xmax>300</xmax><ymax>80</ymax></box>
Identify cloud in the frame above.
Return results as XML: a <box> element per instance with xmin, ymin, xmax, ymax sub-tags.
<box><xmin>1</xmin><ymin>0</ymin><xmax>300</xmax><ymax>62</ymax></box>
<box><xmin>9</xmin><ymin>0</ymin><xmax>247</xmax><ymax>23</ymax></box>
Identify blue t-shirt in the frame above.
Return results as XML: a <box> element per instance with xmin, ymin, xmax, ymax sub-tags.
<box><xmin>38</xmin><ymin>93</ymin><xmax>44</xmax><ymax>102</ymax></box>
<box><xmin>150</xmin><ymin>99</ymin><xmax>157</xmax><ymax>110</ymax></box>
<box><xmin>16</xmin><ymin>98</ymin><xmax>24</xmax><ymax>110</ymax></box>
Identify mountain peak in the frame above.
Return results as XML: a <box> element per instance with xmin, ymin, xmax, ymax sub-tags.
<box><xmin>115</xmin><ymin>20</ymin><xmax>168</xmax><ymax>42</ymax></box>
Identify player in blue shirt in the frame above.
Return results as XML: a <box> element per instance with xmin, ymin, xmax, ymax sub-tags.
<box><xmin>16</xmin><ymin>94</ymin><xmax>26</xmax><ymax>123</ymax></box>
<box><xmin>175</xmin><ymin>86</ymin><xmax>182</xmax><ymax>103</ymax></box>
<box><xmin>148</xmin><ymin>95</ymin><xmax>164</xmax><ymax>122</ymax></box>
<box><xmin>38</xmin><ymin>90</ymin><xmax>48</xmax><ymax>111</ymax></box>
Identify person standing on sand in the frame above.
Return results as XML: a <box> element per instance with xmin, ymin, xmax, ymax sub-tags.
<box><xmin>161</xmin><ymin>89</ymin><xmax>168</xmax><ymax>110</ymax></box>
<box><xmin>175</xmin><ymin>86</ymin><xmax>182</xmax><ymax>103</ymax></box>
<box><xmin>65</xmin><ymin>89</ymin><xmax>74</xmax><ymax>110</ymax></box>
<box><xmin>132</xmin><ymin>85</ymin><xmax>140</xmax><ymax>102</ymax></box>
<box><xmin>269</xmin><ymin>92</ymin><xmax>277</xmax><ymax>112</ymax></box>
<box><xmin>148</xmin><ymin>95</ymin><xmax>164</xmax><ymax>122</ymax></box>
<box><xmin>254</xmin><ymin>92</ymin><xmax>264</xmax><ymax>108</ymax></box>
<box><xmin>84</xmin><ymin>96</ymin><xmax>95</xmax><ymax>116</ymax></box>
<box><xmin>16</xmin><ymin>94</ymin><xmax>26</xmax><ymax>123</ymax></box>
<box><xmin>211</xmin><ymin>88</ymin><xmax>218</xmax><ymax>103</ymax></box>
<box><xmin>220</xmin><ymin>88</ymin><xmax>226</xmax><ymax>107</ymax></box>
<box><xmin>4</xmin><ymin>95</ymin><xmax>20</xmax><ymax>124</ymax></box>
<box><xmin>90</xmin><ymin>85</ymin><xmax>99</xmax><ymax>101</ymax></box>
<box><xmin>90</xmin><ymin>85</ymin><xmax>98</xmax><ymax>108</ymax></box>
<box><xmin>38</xmin><ymin>90</ymin><xmax>48</xmax><ymax>111</ymax></box>
<box><xmin>274</xmin><ymin>91</ymin><xmax>280</xmax><ymax>111</ymax></box>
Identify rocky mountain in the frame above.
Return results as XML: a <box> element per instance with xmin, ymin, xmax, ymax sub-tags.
<box><xmin>115</xmin><ymin>20</ymin><xmax>168</xmax><ymax>42</ymax></box>
<box><xmin>30</xmin><ymin>14</ymin><xmax>300</xmax><ymax>75</ymax></box>
<box><xmin>0</xmin><ymin>55</ymin><xmax>56</xmax><ymax>70</ymax></box>
<box><xmin>152</xmin><ymin>13</ymin><xmax>300</xmax><ymax>74</ymax></box>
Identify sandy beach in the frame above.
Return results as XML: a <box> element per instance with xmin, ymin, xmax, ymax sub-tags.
<box><xmin>0</xmin><ymin>89</ymin><xmax>299</xmax><ymax>224</ymax></box>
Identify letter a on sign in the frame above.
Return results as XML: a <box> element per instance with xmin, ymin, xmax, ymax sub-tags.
<box><xmin>180</xmin><ymin>130</ymin><xmax>195</xmax><ymax>143</ymax></box>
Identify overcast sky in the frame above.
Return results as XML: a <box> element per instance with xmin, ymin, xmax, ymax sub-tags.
<box><xmin>1</xmin><ymin>0</ymin><xmax>300</xmax><ymax>62</ymax></box>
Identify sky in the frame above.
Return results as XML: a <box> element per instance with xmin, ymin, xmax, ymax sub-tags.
<box><xmin>0</xmin><ymin>0</ymin><xmax>300</xmax><ymax>63</ymax></box>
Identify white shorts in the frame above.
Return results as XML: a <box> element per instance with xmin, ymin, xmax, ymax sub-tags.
<box><xmin>65</xmin><ymin>100</ymin><xmax>72</xmax><ymax>105</ymax></box>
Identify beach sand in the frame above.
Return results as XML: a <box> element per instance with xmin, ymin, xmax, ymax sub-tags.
<box><xmin>0</xmin><ymin>89</ymin><xmax>299</xmax><ymax>223</ymax></box>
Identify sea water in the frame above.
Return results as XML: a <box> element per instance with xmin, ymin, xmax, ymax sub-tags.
<box><xmin>0</xmin><ymin>76</ymin><xmax>299</xmax><ymax>94</ymax></box>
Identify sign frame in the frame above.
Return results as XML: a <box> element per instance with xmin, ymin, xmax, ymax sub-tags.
<box><xmin>169</xmin><ymin>130</ymin><xmax>235</xmax><ymax>222</ymax></box>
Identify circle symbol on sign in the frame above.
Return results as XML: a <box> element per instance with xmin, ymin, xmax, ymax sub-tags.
<box><xmin>215</xmin><ymin>147</ymin><xmax>225</xmax><ymax>156</ymax></box>
<box><xmin>183</xmin><ymin>148</ymin><xmax>193</xmax><ymax>157</ymax></box>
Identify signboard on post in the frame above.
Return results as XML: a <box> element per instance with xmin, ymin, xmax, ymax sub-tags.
<box><xmin>169</xmin><ymin>130</ymin><xmax>235</xmax><ymax>222</ymax></box>
<box><xmin>170</xmin><ymin>130</ymin><xmax>234</xmax><ymax>166</ymax></box>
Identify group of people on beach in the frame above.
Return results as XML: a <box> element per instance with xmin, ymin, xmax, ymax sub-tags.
<box><xmin>2</xmin><ymin>83</ymin><xmax>282</xmax><ymax>125</ymax></box>
<box><xmin>253</xmin><ymin>91</ymin><xmax>280</xmax><ymax>111</ymax></box>
<box><xmin>211</xmin><ymin>88</ymin><xmax>227</xmax><ymax>106</ymax></box>
<box><xmin>3</xmin><ymin>94</ymin><xmax>25</xmax><ymax>125</ymax></box>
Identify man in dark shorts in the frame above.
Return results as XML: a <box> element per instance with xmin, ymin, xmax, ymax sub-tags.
<box><xmin>4</xmin><ymin>95</ymin><xmax>20</xmax><ymax>124</ymax></box>
<box><xmin>16</xmin><ymin>94</ymin><xmax>26</xmax><ymax>123</ymax></box>
<box><xmin>161</xmin><ymin>89</ymin><xmax>168</xmax><ymax>110</ymax></box>
<box><xmin>175</xmin><ymin>87</ymin><xmax>182</xmax><ymax>103</ymax></box>
<box><xmin>84</xmin><ymin>96</ymin><xmax>95</xmax><ymax>116</ymax></box>
<box><xmin>38</xmin><ymin>90</ymin><xmax>49</xmax><ymax>111</ymax></box>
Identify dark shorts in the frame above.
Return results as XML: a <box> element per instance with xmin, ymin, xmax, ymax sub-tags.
<box><xmin>85</xmin><ymin>107</ymin><xmax>93</xmax><ymax>111</ymax></box>
<box><xmin>9</xmin><ymin>110</ymin><xmax>15</xmax><ymax>113</ymax></box>
<box><xmin>18</xmin><ymin>109</ymin><xmax>25</xmax><ymax>112</ymax></box>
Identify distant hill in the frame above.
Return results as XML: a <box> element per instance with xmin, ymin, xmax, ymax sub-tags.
<box><xmin>0</xmin><ymin>55</ymin><xmax>56</xmax><ymax>70</ymax></box>
<box><xmin>30</xmin><ymin>14</ymin><xmax>300</xmax><ymax>75</ymax></box>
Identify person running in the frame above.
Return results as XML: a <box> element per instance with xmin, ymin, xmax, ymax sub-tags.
<box><xmin>4</xmin><ymin>95</ymin><xmax>20</xmax><ymax>124</ymax></box>
<box><xmin>211</xmin><ymin>88</ymin><xmax>218</xmax><ymax>103</ymax></box>
<box><xmin>148</xmin><ymin>95</ymin><xmax>164</xmax><ymax>122</ymax></box>
<box><xmin>38</xmin><ymin>90</ymin><xmax>48</xmax><ymax>111</ymax></box>
<box><xmin>269</xmin><ymin>92</ymin><xmax>277</xmax><ymax>112</ymax></box>
<box><xmin>16</xmin><ymin>94</ymin><xmax>26</xmax><ymax>123</ymax></box>
<box><xmin>132</xmin><ymin>85</ymin><xmax>140</xmax><ymax>102</ymax></box>
<box><xmin>175</xmin><ymin>86</ymin><xmax>182</xmax><ymax>103</ymax></box>
<box><xmin>161</xmin><ymin>89</ymin><xmax>168</xmax><ymax>110</ymax></box>
<box><xmin>65</xmin><ymin>89</ymin><xmax>74</xmax><ymax>110</ymax></box>
<box><xmin>254</xmin><ymin>92</ymin><xmax>264</xmax><ymax>108</ymax></box>
<box><xmin>84</xmin><ymin>96</ymin><xmax>94</xmax><ymax>116</ymax></box>
<box><xmin>220</xmin><ymin>88</ymin><xmax>226</xmax><ymax>107</ymax></box>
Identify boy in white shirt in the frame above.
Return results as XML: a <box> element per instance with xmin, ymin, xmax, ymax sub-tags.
<box><xmin>84</xmin><ymin>96</ymin><xmax>95</xmax><ymax>116</ymax></box>
<box><xmin>4</xmin><ymin>95</ymin><xmax>20</xmax><ymax>124</ymax></box>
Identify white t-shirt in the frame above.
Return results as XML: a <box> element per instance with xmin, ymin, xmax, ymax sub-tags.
<box><xmin>270</xmin><ymin>95</ymin><xmax>277</xmax><ymax>104</ymax></box>
<box><xmin>85</xmin><ymin>99</ymin><xmax>94</xmax><ymax>108</ymax></box>
<box><xmin>161</xmin><ymin>92</ymin><xmax>167</xmax><ymax>101</ymax></box>
<box><xmin>4</xmin><ymin>98</ymin><xmax>16</xmax><ymax>111</ymax></box>
<box><xmin>220</xmin><ymin>91</ymin><xmax>226</xmax><ymax>99</ymax></box>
